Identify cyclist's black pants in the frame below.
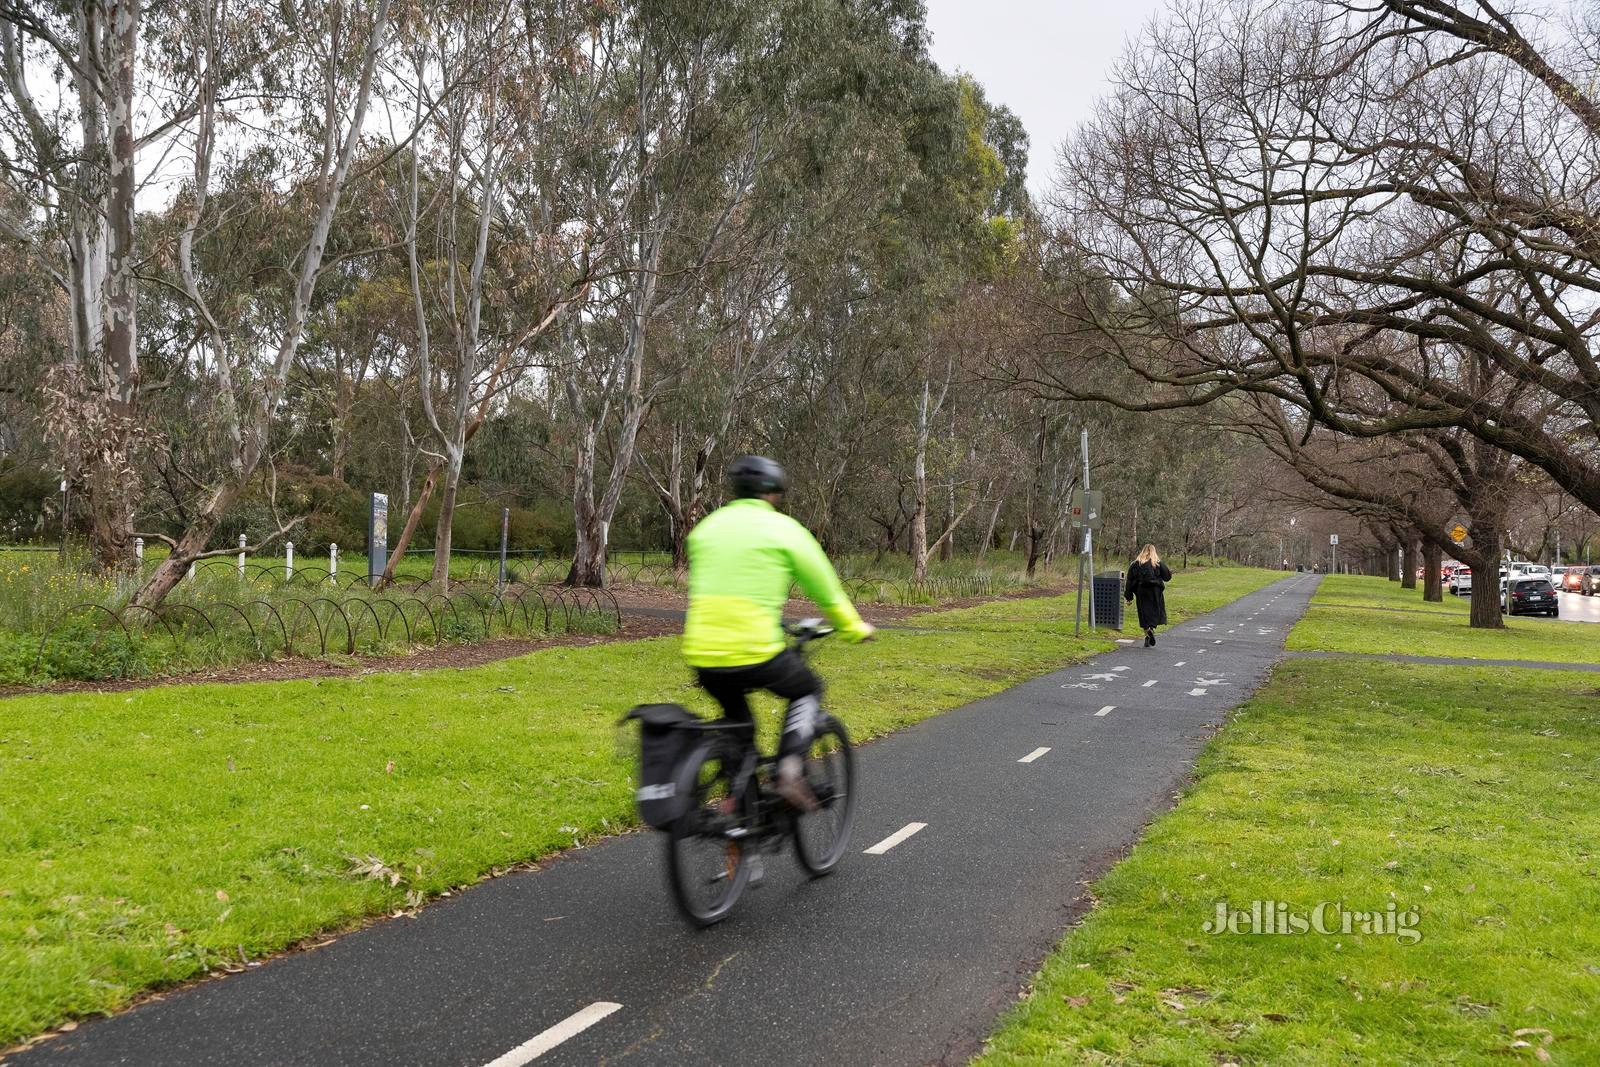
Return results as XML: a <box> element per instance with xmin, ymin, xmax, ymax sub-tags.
<box><xmin>696</xmin><ymin>650</ymin><xmax>822</xmax><ymax>761</ymax></box>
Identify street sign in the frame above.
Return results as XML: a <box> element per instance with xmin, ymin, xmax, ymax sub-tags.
<box><xmin>1070</xmin><ymin>490</ymin><xmax>1104</xmax><ymax>530</ymax></box>
<box><xmin>1329</xmin><ymin>533</ymin><xmax>1339</xmax><ymax>545</ymax></box>
<box><xmin>1449</xmin><ymin>523</ymin><xmax>1468</xmax><ymax>544</ymax></box>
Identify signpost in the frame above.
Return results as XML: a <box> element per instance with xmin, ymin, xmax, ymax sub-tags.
<box><xmin>498</xmin><ymin>507</ymin><xmax>510</xmax><ymax>589</ymax></box>
<box><xmin>1074</xmin><ymin>431</ymin><xmax>1098</xmax><ymax>635</ymax></box>
<box><xmin>368</xmin><ymin>492</ymin><xmax>389</xmax><ymax>587</ymax></box>
<box><xmin>1329</xmin><ymin>532</ymin><xmax>1339</xmax><ymax>574</ymax></box>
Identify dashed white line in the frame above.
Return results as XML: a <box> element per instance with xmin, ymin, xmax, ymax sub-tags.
<box><xmin>1189</xmin><ymin>688</ymin><xmax>1208</xmax><ymax>696</ymax></box>
<box><xmin>1142</xmin><ymin>679</ymin><xmax>1158</xmax><ymax>687</ymax></box>
<box><xmin>1213</xmin><ymin>639</ymin><xmax>1223</xmax><ymax>644</ymax></box>
<box><xmin>1018</xmin><ymin>747</ymin><xmax>1050</xmax><ymax>763</ymax></box>
<box><xmin>1174</xmin><ymin>661</ymin><xmax>1186</xmax><ymax>667</ymax></box>
<box><xmin>1096</xmin><ymin>705</ymin><xmax>1116</xmax><ymax>716</ymax></box>
<box><xmin>485</xmin><ymin>1002</ymin><xmax>622</xmax><ymax>1066</ymax></box>
<box><xmin>865</xmin><ymin>822</ymin><xmax>927</xmax><ymax>855</ymax></box>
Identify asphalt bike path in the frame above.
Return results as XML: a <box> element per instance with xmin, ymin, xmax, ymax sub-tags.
<box><xmin>17</xmin><ymin>575</ymin><xmax>1321</xmax><ymax>1067</ymax></box>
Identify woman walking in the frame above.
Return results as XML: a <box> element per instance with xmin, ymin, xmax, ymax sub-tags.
<box><xmin>1125</xmin><ymin>544</ymin><xmax>1172</xmax><ymax>647</ymax></box>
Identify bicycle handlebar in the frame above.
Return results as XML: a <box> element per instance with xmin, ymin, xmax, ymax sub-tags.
<box><xmin>784</xmin><ymin>617</ymin><xmax>834</xmax><ymax>643</ymax></box>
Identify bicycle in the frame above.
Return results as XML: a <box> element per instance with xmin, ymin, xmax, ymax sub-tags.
<box><xmin>656</xmin><ymin>619</ymin><xmax>858</xmax><ymax>927</ymax></box>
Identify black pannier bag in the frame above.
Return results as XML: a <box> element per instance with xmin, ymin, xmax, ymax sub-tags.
<box><xmin>622</xmin><ymin>703</ymin><xmax>703</xmax><ymax>829</ymax></box>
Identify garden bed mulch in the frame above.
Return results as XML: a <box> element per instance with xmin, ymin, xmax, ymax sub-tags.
<box><xmin>0</xmin><ymin>582</ymin><xmax>1070</xmax><ymax>699</ymax></box>
<box><xmin>0</xmin><ymin>614</ymin><xmax>682</xmax><ymax>699</ymax></box>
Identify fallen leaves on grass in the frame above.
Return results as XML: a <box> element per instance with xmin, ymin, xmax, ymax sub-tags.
<box><xmin>344</xmin><ymin>854</ymin><xmax>405</xmax><ymax>887</ymax></box>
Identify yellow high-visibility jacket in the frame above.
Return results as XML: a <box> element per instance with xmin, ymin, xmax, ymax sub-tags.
<box><xmin>682</xmin><ymin>498</ymin><xmax>871</xmax><ymax>667</ymax></box>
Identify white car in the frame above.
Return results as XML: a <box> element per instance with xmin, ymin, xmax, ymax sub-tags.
<box><xmin>1449</xmin><ymin>567</ymin><xmax>1473</xmax><ymax>595</ymax></box>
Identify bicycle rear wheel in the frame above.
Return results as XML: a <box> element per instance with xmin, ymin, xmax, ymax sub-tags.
<box><xmin>790</xmin><ymin>716</ymin><xmax>856</xmax><ymax>876</ymax></box>
<box><xmin>666</xmin><ymin>741</ymin><xmax>754</xmax><ymax>926</ymax></box>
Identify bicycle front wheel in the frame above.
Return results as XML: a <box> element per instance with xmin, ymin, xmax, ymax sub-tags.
<box><xmin>790</xmin><ymin>716</ymin><xmax>856</xmax><ymax>876</ymax></box>
<box><xmin>666</xmin><ymin>741</ymin><xmax>754</xmax><ymax>926</ymax></box>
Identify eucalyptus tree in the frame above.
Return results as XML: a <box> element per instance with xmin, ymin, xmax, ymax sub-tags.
<box><xmin>0</xmin><ymin>0</ymin><xmax>154</xmax><ymax>568</ymax></box>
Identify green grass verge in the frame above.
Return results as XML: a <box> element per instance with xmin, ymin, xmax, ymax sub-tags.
<box><xmin>980</xmin><ymin>661</ymin><xmax>1600</xmax><ymax>1063</ymax></box>
<box><xmin>1290</xmin><ymin>575</ymin><xmax>1596</xmax><ymax>664</ymax></box>
<box><xmin>0</xmin><ymin>567</ymin><xmax>1284</xmax><ymax>1046</ymax></box>
<box><xmin>0</xmin><ymin>613</ymin><xmax>1109</xmax><ymax>1046</ymax></box>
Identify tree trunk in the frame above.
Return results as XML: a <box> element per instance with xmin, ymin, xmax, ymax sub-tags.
<box><xmin>976</xmin><ymin>492</ymin><xmax>1004</xmax><ymax>563</ymax></box>
<box><xmin>568</xmin><ymin>501</ymin><xmax>607</xmax><ymax>587</ymax></box>
<box><xmin>1422</xmin><ymin>540</ymin><xmax>1443</xmax><ymax>602</ymax></box>
<box><xmin>381</xmin><ymin>461</ymin><xmax>442</xmax><ymax>587</ymax></box>
<box><xmin>1401</xmin><ymin>537</ymin><xmax>1418</xmax><ymax>590</ymax></box>
<box><xmin>430</xmin><ymin>456</ymin><xmax>463</xmax><ymax>588</ymax></box>
<box><xmin>1464</xmin><ymin>526</ymin><xmax>1505</xmax><ymax>629</ymax></box>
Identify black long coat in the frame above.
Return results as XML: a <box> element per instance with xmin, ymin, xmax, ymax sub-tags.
<box><xmin>1124</xmin><ymin>559</ymin><xmax>1172</xmax><ymax>629</ymax></box>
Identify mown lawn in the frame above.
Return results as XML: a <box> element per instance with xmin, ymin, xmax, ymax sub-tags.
<box><xmin>979</xmin><ymin>662</ymin><xmax>1593</xmax><ymax>1062</ymax></box>
<box><xmin>981</xmin><ymin>634</ymin><xmax>1600</xmax><ymax>1061</ymax></box>
<box><xmin>0</xmin><ymin>567</ymin><xmax>1283</xmax><ymax>1047</ymax></box>
<box><xmin>1289</xmin><ymin>575</ymin><xmax>1596</xmax><ymax>664</ymax></box>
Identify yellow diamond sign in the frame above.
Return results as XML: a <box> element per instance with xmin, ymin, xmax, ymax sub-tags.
<box><xmin>1449</xmin><ymin>524</ymin><xmax>1468</xmax><ymax>544</ymax></box>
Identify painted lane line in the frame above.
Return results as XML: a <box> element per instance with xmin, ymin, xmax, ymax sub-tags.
<box><xmin>1018</xmin><ymin>747</ymin><xmax>1051</xmax><ymax>764</ymax></box>
<box><xmin>1174</xmin><ymin>661</ymin><xmax>1186</xmax><ymax>667</ymax></box>
<box><xmin>1112</xmin><ymin>666</ymin><xmax>1130</xmax><ymax>672</ymax></box>
<box><xmin>1190</xmin><ymin>688</ymin><xmax>1208</xmax><ymax>696</ymax></box>
<box><xmin>1142</xmin><ymin>679</ymin><xmax>1158</xmax><ymax>687</ymax></box>
<box><xmin>1096</xmin><ymin>705</ymin><xmax>1116</xmax><ymax>717</ymax></box>
<box><xmin>865</xmin><ymin>822</ymin><xmax>927</xmax><ymax>855</ymax></box>
<box><xmin>485</xmin><ymin>1002</ymin><xmax>623</xmax><ymax>1066</ymax></box>
<box><xmin>1213</xmin><ymin>639</ymin><xmax>1223</xmax><ymax>644</ymax></box>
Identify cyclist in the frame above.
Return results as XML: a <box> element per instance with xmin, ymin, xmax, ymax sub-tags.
<box><xmin>684</xmin><ymin>455</ymin><xmax>874</xmax><ymax>811</ymax></box>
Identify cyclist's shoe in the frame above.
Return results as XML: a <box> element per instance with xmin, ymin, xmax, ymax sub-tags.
<box><xmin>773</xmin><ymin>755</ymin><xmax>820</xmax><ymax>813</ymax></box>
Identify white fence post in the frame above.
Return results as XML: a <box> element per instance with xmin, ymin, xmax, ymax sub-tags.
<box><xmin>238</xmin><ymin>533</ymin><xmax>247</xmax><ymax>578</ymax></box>
<box><xmin>330</xmin><ymin>543</ymin><xmax>338</xmax><ymax>578</ymax></box>
<box><xmin>285</xmin><ymin>540</ymin><xmax>294</xmax><ymax>581</ymax></box>
<box><xmin>134</xmin><ymin>537</ymin><xmax>144</xmax><ymax>564</ymax></box>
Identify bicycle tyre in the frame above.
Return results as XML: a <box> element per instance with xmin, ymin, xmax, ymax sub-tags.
<box><xmin>666</xmin><ymin>740</ymin><xmax>754</xmax><ymax>926</ymax></box>
<box><xmin>790</xmin><ymin>715</ymin><xmax>857</xmax><ymax>876</ymax></box>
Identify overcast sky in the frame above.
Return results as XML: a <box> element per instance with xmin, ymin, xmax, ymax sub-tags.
<box><xmin>924</xmin><ymin>1</ymin><xmax>1168</xmax><ymax>197</ymax></box>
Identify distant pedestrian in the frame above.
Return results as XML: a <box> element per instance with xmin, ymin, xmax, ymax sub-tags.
<box><xmin>1125</xmin><ymin>544</ymin><xmax>1172</xmax><ymax>647</ymax></box>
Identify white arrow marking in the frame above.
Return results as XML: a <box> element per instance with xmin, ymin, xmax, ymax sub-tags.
<box><xmin>1060</xmin><ymin>682</ymin><xmax>1102</xmax><ymax>690</ymax></box>
<box><xmin>1083</xmin><ymin>673</ymin><xmax>1121</xmax><ymax>682</ymax></box>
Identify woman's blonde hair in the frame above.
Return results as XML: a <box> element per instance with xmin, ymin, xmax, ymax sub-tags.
<box><xmin>1136</xmin><ymin>543</ymin><xmax>1161</xmax><ymax>564</ymax></box>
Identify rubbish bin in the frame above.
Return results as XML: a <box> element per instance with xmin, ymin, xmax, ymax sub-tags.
<box><xmin>1092</xmin><ymin>571</ymin><xmax>1124</xmax><ymax>630</ymax></box>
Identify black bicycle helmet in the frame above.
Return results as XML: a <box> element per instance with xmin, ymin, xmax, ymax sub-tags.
<box><xmin>727</xmin><ymin>455</ymin><xmax>786</xmax><ymax>498</ymax></box>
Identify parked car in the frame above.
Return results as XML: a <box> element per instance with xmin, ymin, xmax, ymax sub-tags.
<box><xmin>1449</xmin><ymin>567</ymin><xmax>1472</xmax><ymax>595</ymax></box>
<box><xmin>1579</xmin><ymin>566</ymin><xmax>1600</xmax><ymax>596</ymax></box>
<box><xmin>1504</xmin><ymin>577</ymin><xmax>1560</xmax><ymax>617</ymax></box>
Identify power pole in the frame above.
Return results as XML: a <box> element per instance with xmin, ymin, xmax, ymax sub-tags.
<box><xmin>1083</xmin><ymin>429</ymin><xmax>1094</xmax><ymax>630</ymax></box>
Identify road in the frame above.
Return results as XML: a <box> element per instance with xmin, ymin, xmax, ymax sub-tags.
<box><xmin>15</xmin><ymin>576</ymin><xmax>1321</xmax><ymax>1067</ymax></box>
<box><xmin>1554</xmin><ymin>589</ymin><xmax>1600</xmax><ymax>624</ymax></box>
